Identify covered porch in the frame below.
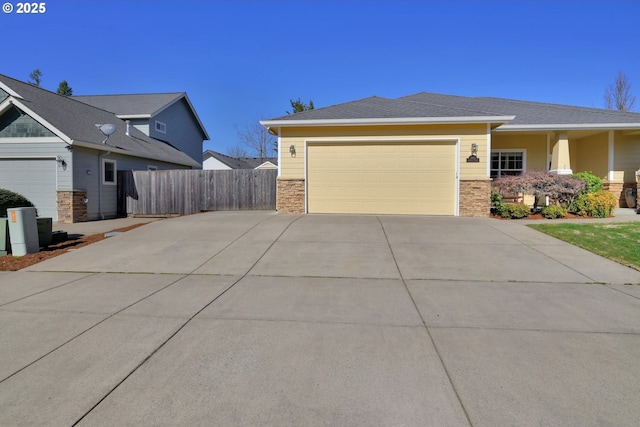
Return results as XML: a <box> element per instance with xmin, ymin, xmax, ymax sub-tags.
<box><xmin>491</xmin><ymin>129</ymin><xmax>640</xmax><ymax>207</ymax></box>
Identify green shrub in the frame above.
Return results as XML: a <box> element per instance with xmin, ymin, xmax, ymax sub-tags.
<box><xmin>571</xmin><ymin>171</ymin><xmax>603</xmax><ymax>194</ymax></box>
<box><xmin>491</xmin><ymin>192</ymin><xmax>506</xmax><ymax>215</ymax></box>
<box><xmin>0</xmin><ymin>188</ymin><xmax>35</xmax><ymax>217</ymax></box>
<box><xmin>499</xmin><ymin>203</ymin><xmax>530</xmax><ymax>219</ymax></box>
<box><xmin>571</xmin><ymin>191</ymin><xmax>617</xmax><ymax>218</ymax></box>
<box><xmin>541</xmin><ymin>205</ymin><xmax>568</xmax><ymax>219</ymax></box>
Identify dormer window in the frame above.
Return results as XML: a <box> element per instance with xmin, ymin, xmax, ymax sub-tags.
<box><xmin>155</xmin><ymin>120</ymin><xmax>167</xmax><ymax>134</ymax></box>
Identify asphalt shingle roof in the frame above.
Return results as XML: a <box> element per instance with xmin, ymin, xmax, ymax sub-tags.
<box><xmin>73</xmin><ymin>93</ymin><xmax>185</xmax><ymax>117</ymax></box>
<box><xmin>268</xmin><ymin>96</ymin><xmax>505</xmax><ymax>122</ymax></box>
<box><xmin>0</xmin><ymin>74</ymin><xmax>199</xmax><ymax>167</ymax></box>
<box><xmin>265</xmin><ymin>92</ymin><xmax>640</xmax><ymax>128</ymax></box>
<box><xmin>203</xmin><ymin>150</ymin><xmax>277</xmax><ymax>169</ymax></box>
<box><xmin>401</xmin><ymin>92</ymin><xmax>640</xmax><ymax>127</ymax></box>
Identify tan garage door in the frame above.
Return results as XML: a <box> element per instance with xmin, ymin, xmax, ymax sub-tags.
<box><xmin>307</xmin><ymin>141</ymin><xmax>457</xmax><ymax>215</ymax></box>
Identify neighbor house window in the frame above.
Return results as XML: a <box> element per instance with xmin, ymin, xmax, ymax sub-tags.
<box><xmin>491</xmin><ymin>150</ymin><xmax>525</xmax><ymax>178</ymax></box>
<box><xmin>103</xmin><ymin>159</ymin><xmax>116</xmax><ymax>185</ymax></box>
<box><xmin>155</xmin><ymin>120</ymin><xmax>167</xmax><ymax>134</ymax></box>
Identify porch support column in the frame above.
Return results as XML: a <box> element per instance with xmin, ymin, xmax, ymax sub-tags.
<box><xmin>549</xmin><ymin>132</ymin><xmax>572</xmax><ymax>175</ymax></box>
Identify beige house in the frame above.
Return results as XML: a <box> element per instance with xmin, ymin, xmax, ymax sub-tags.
<box><xmin>261</xmin><ymin>93</ymin><xmax>640</xmax><ymax>216</ymax></box>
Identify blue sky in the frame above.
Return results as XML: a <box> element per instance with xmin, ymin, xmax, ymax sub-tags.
<box><xmin>2</xmin><ymin>0</ymin><xmax>639</xmax><ymax>156</ymax></box>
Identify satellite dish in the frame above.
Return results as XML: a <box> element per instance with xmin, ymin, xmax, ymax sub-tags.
<box><xmin>96</xmin><ymin>123</ymin><xmax>117</xmax><ymax>136</ymax></box>
<box><xmin>95</xmin><ymin>123</ymin><xmax>117</xmax><ymax>143</ymax></box>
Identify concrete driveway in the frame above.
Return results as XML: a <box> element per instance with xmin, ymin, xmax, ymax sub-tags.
<box><xmin>1</xmin><ymin>212</ymin><xmax>640</xmax><ymax>426</ymax></box>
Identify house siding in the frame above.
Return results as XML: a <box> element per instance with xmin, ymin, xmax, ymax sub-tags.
<box><xmin>150</xmin><ymin>99</ymin><xmax>204</xmax><ymax>166</ymax></box>
<box><xmin>129</xmin><ymin>119</ymin><xmax>149</xmax><ymax>136</ymax></box>
<box><xmin>575</xmin><ymin>132</ymin><xmax>608</xmax><ymax>180</ymax></box>
<box><xmin>203</xmin><ymin>157</ymin><xmax>232</xmax><ymax>170</ymax></box>
<box><xmin>613</xmin><ymin>131</ymin><xmax>640</xmax><ymax>183</ymax></box>
<box><xmin>0</xmin><ymin>140</ymin><xmax>71</xmax><ymax>189</ymax></box>
<box><xmin>73</xmin><ymin>146</ymin><xmax>192</xmax><ymax>220</ymax></box>
<box><xmin>279</xmin><ymin>123</ymin><xmax>489</xmax><ymax>216</ymax></box>
<box><xmin>279</xmin><ymin>124</ymin><xmax>488</xmax><ymax>180</ymax></box>
<box><xmin>491</xmin><ymin>133</ymin><xmax>548</xmax><ymax>172</ymax></box>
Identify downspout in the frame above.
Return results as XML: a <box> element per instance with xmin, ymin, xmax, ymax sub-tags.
<box><xmin>98</xmin><ymin>150</ymin><xmax>111</xmax><ymax>220</ymax></box>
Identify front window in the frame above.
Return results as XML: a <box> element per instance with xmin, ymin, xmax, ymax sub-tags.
<box><xmin>103</xmin><ymin>159</ymin><xmax>116</xmax><ymax>184</ymax></box>
<box><xmin>491</xmin><ymin>150</ymin><xmax>525</xmax><ymax>178</ymax></box>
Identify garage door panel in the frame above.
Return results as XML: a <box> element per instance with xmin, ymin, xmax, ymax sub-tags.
<box><xmin>308</xmin><ymin>142</ymin><xmax>456</xmax><ymax>215</ymax></box>
<box><xmin>0</xmin><ymin>159</ymin><xmax>57</xmax><ymax>220</ymax></box>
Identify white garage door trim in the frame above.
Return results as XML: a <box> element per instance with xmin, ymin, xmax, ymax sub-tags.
<box><xmin>305</xmin><ymin>138</ymin><xmax>459</xmax><ymax>215</ymax></box>
<box><xmin>0</xmin><ymin>156</ymin><xmax>58</xmax><ymax>220</ymax></box>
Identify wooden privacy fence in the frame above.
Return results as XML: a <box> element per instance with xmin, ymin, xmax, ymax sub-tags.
<box><xmin>118</xmin><ymin>169</ymin><xmax>277</xmax><ymax>216</ymax></box>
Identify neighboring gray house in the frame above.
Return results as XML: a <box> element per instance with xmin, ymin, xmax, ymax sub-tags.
<box><xmin>0</xmin><ymin>74</ymin><xmax>204</xmax><ymax>223</ymax></box>
<box><xmin>203</xmin><ymin>150</ymin><xmax>277</xmax><ymax>170</ymax></box>
<box><xmin>74</xmin><ymin>93</ymin><xmax>209</xmax><ymax>166</ymax></box>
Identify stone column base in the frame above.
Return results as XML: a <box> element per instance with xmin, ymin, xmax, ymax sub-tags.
<box><xmin>459</xmin><ymin>179</ymin><xmax>492</xmax><ymax>217</ymax></box>
<box><xmin>57</xmin><ymin>190</ymin><xmax>88</xmax><ymax>223</ymax></box>
<box><xmin>603</xmin><ymin>182</ymin><xmax>628</xmax><ymax>207</ymax></box>
<box><xmin>277</xmin><ymin>178</ymin><xmax>305</xmax><ymax>214</ymax></box>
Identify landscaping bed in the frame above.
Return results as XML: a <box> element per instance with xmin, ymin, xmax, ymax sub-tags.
<box><xmin>0</xmin><ymin>223</ymin><xmax>148</xmax><ymax>271</ymax></box>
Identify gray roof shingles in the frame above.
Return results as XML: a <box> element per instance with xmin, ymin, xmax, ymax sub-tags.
<box><xmin>401</xmin><ymin>92</ymin><xmax>640</xmax><ymax>126</ymax></box>
<box><xmin>73</xmin><ymin>93</ymin><xmax>185</xmax><ymax>117</ymax></box>
<box><xmin>266</xmin><ymin>92</ymin><xmax>640</xmax><ymax>127</ymax></box>
<box><xmin>0</xmin><ymin>74</ymin><xmax>199</xmax><ymax>167</ymax></box>
<box><xmin>203</xmin><ymin>150</ymin><xmax>277</xmax><ymax>169</ymax></box>
<box><xmin>268</xmin><ymin>96</ymin><xmax>505</xmax><ymax>122</ymax></box>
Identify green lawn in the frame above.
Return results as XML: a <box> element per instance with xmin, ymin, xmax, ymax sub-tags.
<box><xmin>528</xmin><ymin>222</ymin><xmax>640</xmax><ymax>271</ymax></box>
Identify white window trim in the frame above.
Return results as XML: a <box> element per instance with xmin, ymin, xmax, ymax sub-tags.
<box><xmin>155</xmin><ymin>120</ymin><xmax>167</xmax><ymax>134</ymax></box>
<box><xmin>102</xmin><ymin>158</ymin><xmax>117</xmax><ymax>185</ymax></box>
<box><xmin>491</xmin><ymin>148</ymin><xmax>527</xmax><ymax>177</ymax></box>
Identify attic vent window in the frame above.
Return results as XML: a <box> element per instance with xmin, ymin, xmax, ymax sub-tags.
<box><xmin>155</xmin><ymin>120</ymin><xmax>167</xmax><ymax>134</ymax></box>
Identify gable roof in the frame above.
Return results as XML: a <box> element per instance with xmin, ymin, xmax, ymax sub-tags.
<box><xmin>0</xmin><ymin>74</ymin><xmax>200</xmax><ymax>167</ymax></box>
<box><xmin>262</xmin><ymin>96</ymin><xmax>513</xmax><ymax>128</ymax></box>
<box><xmin>401</xmin><ymin>92</ymin><xmax>640</xmax><ymax>130</ymax></box>
<box><xmin>74</xmin><ymin>93</ymin><xmax>209</xmax><ymax>139</ymax></box>
<box><xmin>262</xmin><ymin>92</ymin><xmax>640</xmax><ymax>132</ymax></box>
<box><xmin>203</xmin><ymin>150</ymin><xmax>277</xmax><ymax>169</ymax></box>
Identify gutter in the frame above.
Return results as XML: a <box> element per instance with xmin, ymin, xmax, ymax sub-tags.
<box><xmin>494</xmin><ymin>123</ymin><xmax>640</xmax><ymax>132</ymax></box>
<box><xmin>260</xmin><ymin>116</ymin><xmax>515</xmax><ymax>128</ymax></box>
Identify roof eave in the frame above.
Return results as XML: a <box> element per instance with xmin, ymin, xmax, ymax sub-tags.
<box><xmin>2</xmin><ymin>97</ymin><xmax>72</xmax><ymax>144</ymax></box>
<box><xmin>71</xmin><ymin>140</ymin><xmax>200</xmax><ymax>168</ymax></box>
<box><xmin>260</xmin><ymin>116</ymin><xmax>515</xmax><ymax>128</ymax></box>
<box><xmin>495</xmin><ymin>123</ymin><xmax>640</xmax><ymax>132</ymax></box>
<box><xmin>115</xmin><ymin>114</ymin><xmax>151</xmax><ymax>119</ymax></box>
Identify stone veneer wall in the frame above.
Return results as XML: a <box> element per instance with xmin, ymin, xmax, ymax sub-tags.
<box><xmin>57</xmin><ymin>190</ymin><xmax>88</xmax><ymax>223</ymax></box>
<box><xmin>603</xmin><ymin>182</ymin><xmax>629</xmax><ymax>207</ymax></box>
<box><xmin>459</xmin><ymin>179</ymin><xmax>492</xmax><ymax>217</ymax></box>
<box><xmin>277</xmin><ymin>178</ymin><xmax>305</xmax><ymax>214</ymax></box>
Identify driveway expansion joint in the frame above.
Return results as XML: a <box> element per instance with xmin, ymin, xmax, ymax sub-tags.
<box><xmin>376</xmin><ymin>216</ymin><xmax>474</xmax><ymax>426</ymax></box>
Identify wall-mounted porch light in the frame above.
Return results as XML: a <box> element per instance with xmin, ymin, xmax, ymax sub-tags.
<box><xmin>56</xmin><ymin>155</ymin><xmax>67</xmax><ymax>170</ymax></box>
<box><xmin>466</xmin><ymin>143</ymin><xmax>480</xmax><ymax>163</ymax></box>
<box><xmin>289</xmin><ymin>144</ymin><xmax>296</xmax><ymax>157</ymax></box>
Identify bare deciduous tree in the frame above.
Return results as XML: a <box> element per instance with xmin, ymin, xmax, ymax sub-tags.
<box><xmin>226</xmin><ymin>144</ymin><xmax>249</xmax><ymax>158</ymax></box>
<box><xmin>236</xmin><ymin>118</ymin><xmax>276</xmax><ymax>160</ymax></box>
<box><xmin>604</xmin><ymin>71</ymin><xmax>636</xmax><ymax>111</ymax></box>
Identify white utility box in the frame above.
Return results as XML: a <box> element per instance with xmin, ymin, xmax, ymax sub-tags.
<box><xmin>7</xmin><ymin>207</ymin><xmax>39</xmax><ymax>256</ymax></box>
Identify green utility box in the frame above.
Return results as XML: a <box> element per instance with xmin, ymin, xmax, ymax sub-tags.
<box><xmin>0</xmin><ymin>218</ymin><xmax>9</xmax><ymax>256</ymax></box>
<box><xmin>37</xmin><ymin>217</ymin><xmax>52</xmax><ymax>248</ymax></box>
